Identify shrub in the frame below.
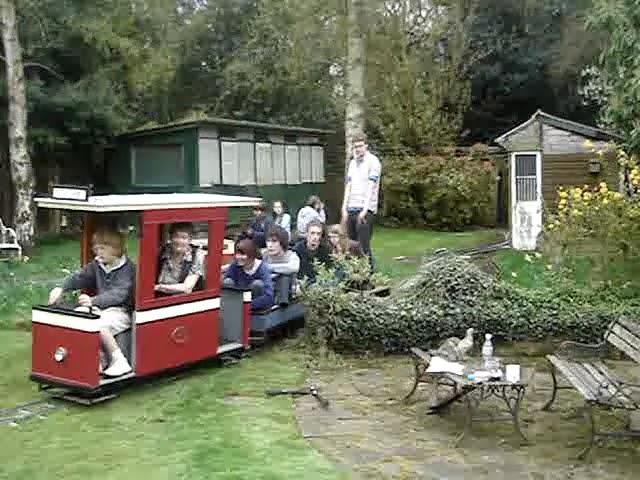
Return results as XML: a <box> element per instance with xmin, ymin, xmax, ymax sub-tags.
<box><xmin>542</xmin><ymin>145</ymin><xmax>640</xmax><ymax>282</ymax></box>
<box><xmin>381</xmin><ymin>147</ymin><xmax>497</xmax><ymax>230</ymax></box>
<box><xmin>300</xmin><ymin>253</ymin><xmax>635</xmax><ymax>354</ymax></box>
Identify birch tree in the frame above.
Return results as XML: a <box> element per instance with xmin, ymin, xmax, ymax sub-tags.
<box><xmin>345</xmin><ymin>0</ymin><xmax>366</xmax><ymax>164</ymax></box>
<box><xmin>0</xmin><ymin>0</ymin><xmax>34</xmax><ymax>249</ymax></box>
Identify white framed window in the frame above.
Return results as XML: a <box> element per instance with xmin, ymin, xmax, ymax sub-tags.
<box><xmin>237</xmin><ymin>141</ymin><xmax>256</xmax><ymax>185</ymax></box>
<box><xmin>285</xmin><ymin>145</ymin><xmax>300</xmax><ymax>184</ymax></box>
<box><xmin>272</xmin><ymin>144</ymin><xmax>286</xmax><ymax>184</ymax></box>
<box><xmin>513</xmin><ymin>153</ymin><xmax>540</xmax><ymax>202</ymax></box>
<box><xmin>221</xmin><ymin>141</ymin><xmax>239</xmax><ymax>185</ymax></box>
<box><xmin>198</xmin><ymin>138</ymin><xmax>220</xmax><ymax>186</ymax></box>
<box><xmin>311</xmin><ymin>146</ymin><xmax>325</xmax><ymax>183</ymax></box>
<box><xmin>256</xmin><ymin>142</ymin><xmax>273</xmax><ymax>185</ymax></box>
<box><xmin>300</xmin><ymin>145</ymin><xmax>313</xmax><ymax>183</ymax></box>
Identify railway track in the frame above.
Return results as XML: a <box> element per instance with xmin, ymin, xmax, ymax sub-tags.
<box><xmin>0</xmin><ymin>398</ymin><xmax>62</xmax><ymax>426</ymax></box>
<box><xmin>455</xmin><ymin>238</ymin><xmax>511</xmax><ymax>256</ymax></box>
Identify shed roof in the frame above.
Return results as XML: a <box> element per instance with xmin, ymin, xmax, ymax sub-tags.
<box><xmin>117</xmin><ymin>117</ymin><xmax>334</xmax><ymax>139</ymax></box>
<box><xmin>494</xmin><ymin>110</ymin><xmax>622</xmax><ymax>145</ymax></box>
<box><xmin>34</xmin><ymin>193</ymin><xmax>262</xmax><ymax>212</ymax></box>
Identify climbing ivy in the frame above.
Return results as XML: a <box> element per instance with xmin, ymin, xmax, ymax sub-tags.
<box><xmin>300</xmin><ymin>253</ymin><xmax>636</xmax><ymax>354</ymax></box>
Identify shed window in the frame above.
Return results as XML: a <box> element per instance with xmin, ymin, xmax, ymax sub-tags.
<box><xmin>199</xmin><ymin>138</ymin><xmax>220</xmax><ymax>186</ymax></box>
<box><xmin>285</xmin><ymin>145</ymin><xmax>301</xmax><ymax>184</ymax></box>
<box><xmin>272</xmin><ymin>144</ymin><xmax>286</xmax><ymax>184</ymax></box>
<box><xmin>131</xmin><ymin>144</ymin><xmax>184</xmax><ymax>186</ymax></box>
<box><xmin>221</xmin><ymin>141</ymin><xmax>239</xmax><ymax>184</ymax></box>
<box><xmin>256</xmin><ymin>143</ymin><xmax>273</xmax><ymax>185</ymax></box>
<box><xmin>311</xmin><ymin>146</ymin><xmax>325</xmax><ymax>183</ymax></box>
<box><xmin>300</xmin><ymin>145</ymin><xmax>313</xmax><ymax>183</ymax></box>
<box><xmin>514</xmin><ymin>154</ymin><xmax>538</xmax><ymax>202</ymax></box>
<box><xmin>237</xmin><ymin>141</ymin><xmax>256</xmax><ymax>185</ymax></box>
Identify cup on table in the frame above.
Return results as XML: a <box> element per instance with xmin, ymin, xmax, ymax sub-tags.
<box><xmin>505</xmin><ymin>364</ymin><xmax>521</xmax><ymax>383</ymax></box>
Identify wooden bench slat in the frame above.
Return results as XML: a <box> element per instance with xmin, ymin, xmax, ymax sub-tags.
<box><xmin>581</xmin><ymin>362</ymin><xmax>633</xmax><ymax>408</ymax></box>
<box><xmin>548</xmin><ymin>354</ymin><xmax>637</xmax><ymax>408</ymax></box>
<box><xmin>610</xmin><ymin>322</ymin><xmax>640</xmax><ymax>351</ymax></box>
<box><xmin>547</xmin><ymin>356</ymin><xmax>599</xmax><ymax>401</ymax></box>
<box><xmin>607</xmin><ymin>326</ymin><xmax>640</xmax><ymax>364</ymax></box>
<box><xmin>617</xmin><ymin>317</ymin><xmax>640</xmax><ymax>338</ymax></box>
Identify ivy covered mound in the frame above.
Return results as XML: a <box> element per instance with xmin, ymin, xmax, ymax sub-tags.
<box><xmin>300</xmin><ymin>253</ymin><xmax>636</xmax><ymax>354</ymax></box>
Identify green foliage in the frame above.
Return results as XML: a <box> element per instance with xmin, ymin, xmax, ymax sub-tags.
<box><xmin>365</xmin><ymin>1</ymin><xmax>471</xmax><ymax>150</ymax></box>
<box><xmin>301</xmin><ymin>252</ymin><xmax>636</xmax><ymax>354</ymax></box>
<box><xmin>464</xmin><ymin>0</ymin><xmax>600</xmax><ymax>143</ymax></box>
<box><xmin>381</xmin><ymin>147</ymin><xmax>497</xmax><ymax>230</ymax></box>
<box><xmin>587</xmin><ymin>0</ymin><xmax>640</xmax><ymax>150</ymax></box>
<box><xmin>210</xmin><ymin>0</ymin><xmax>342</xmax><ymax>128</ymax></box>
<box><xmin>542</xmin><ymin>147</ymin><xmax>640</xmax><ymax>284</ymax></box>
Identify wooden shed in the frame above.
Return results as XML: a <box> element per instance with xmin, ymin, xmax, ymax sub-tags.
<box><xmin>494</xmin><ymin>110</ymin><xmax>622</xmax><ymax>250</ymax></box>
<box><xmin>102</xmin><ymin>117</ymin><xmax>343</xmax><ymax>227</ymax></box>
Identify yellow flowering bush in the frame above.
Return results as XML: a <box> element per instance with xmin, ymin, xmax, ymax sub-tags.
<box><xmin>543</xmin><ymin>145</ymin><xmax>640</xmax><ymax>278</ymax></box>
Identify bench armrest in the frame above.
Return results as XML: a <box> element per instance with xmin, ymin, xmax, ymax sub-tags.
<box><xmin>556</xmin><ymin>340</ymin><xmax>608</xmax><ymax>359</ymax></box>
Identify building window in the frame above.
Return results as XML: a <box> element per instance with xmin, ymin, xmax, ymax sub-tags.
<box><xmin>237</xmin><ymin>141</ymin><xmax>256</xmax><ymax>185</ymax></box>
<box><xmin>285</xmin><ymin>145</ymin><xmax>300</xmax><ymax>184</ymax></box>
<box><xmin>198</xmin><ymin>138</ymin><xmax>220</xmax><ymax>186</ymax></box>
<box><xmin>300</xmin><ymin>145</ymin><xmax>313</xmax><ymax>183</ymax></box>
<box><xmin>256</xmin><ymin>143</ymin><xmax>273</xmax><ymax>185</ymax></box>
<box><xmin>221</xmin><ymin>141</ymin><xmax>239</xmax><ymax>185</ymax></box>
<box><xmin>311</xmin><ymin>146</ymin><xmax>325</xmax><ymax>183</ymax></box>
<box><xmin>514</xmin><ymin>153</ymin><xmax>538</xmax><ymax>202</ymax></box>
<box><xmin>131</xmin><ymin>144</ymin><xmax>184</xmax><ymax>186</ymax></box>
<box><xmin>272</xmin><ymin>143</ymin><xmax>286</xmax><ymax>184</ymax></box>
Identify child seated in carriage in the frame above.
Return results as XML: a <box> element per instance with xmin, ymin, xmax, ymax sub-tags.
<box><xmin>263</xmin><ymin>225</ymin><xmax>300</xmax><ymax>305</ymax></box>
<box><xmin>48</xmin><ymin>226</ymin><xmax>135</xmax><ymax>377</ymax></box>
<box><xmin>223</xmin><ymin>238</ymin><xmax>275</xmax><ymax>312</ymax></box>
<box><xmin>327</xmin><ymin>223</ymin><xmax>363</xmax><ymax>259</ymax></box>
<box><xmin>154</xmin><ymin>222</ymin><xmax>205</xmax><ymax>296</ymax></box>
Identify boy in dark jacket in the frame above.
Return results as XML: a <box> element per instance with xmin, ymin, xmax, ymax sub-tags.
<box><xmin>223</xmin><ymin>238</ymin><xmax>274</xmax><ymax>312</ymax></box>
<box><xmin>48</xmin><ymin>227</ymin><xmax>135</xmax><ymax>377</ymax></box>
<box><xmin>293</xmin><ymin>220</ymin><xmax>331</xmax><ymax>284</ymax></box>
<box><xmin>246</xmin><ymin>202</ymin><xmax>273</xmax><ymax>250</ymax></box>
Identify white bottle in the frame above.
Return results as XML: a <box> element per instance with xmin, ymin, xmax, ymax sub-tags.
<box><xmin>482</xmin><ymin>333</ymin><xmax>494</xmax><ymax>368</ymax></box>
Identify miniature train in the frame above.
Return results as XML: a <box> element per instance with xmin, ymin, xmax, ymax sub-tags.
<box><xmin>30</xmin><ymin>187</ymin><xmax>305</xmax><ymax>403</ymax></box>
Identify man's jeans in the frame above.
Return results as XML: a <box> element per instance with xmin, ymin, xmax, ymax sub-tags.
<box><xmin>346</xmin><ymin>209</ymin><xmax>375</xmax><ymax>268</ymax></box>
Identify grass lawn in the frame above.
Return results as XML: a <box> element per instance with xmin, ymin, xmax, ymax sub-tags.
<box><xmin>0</xmin><ymin>226</ymin><xmax>498</xmax><ymax>479</ymax></box>
<box><xmin>0</xmin><ymin>331</ymin><xmax>346</xmax><ymax>480</ymax></box>
<box><xmin>372</xmin><ymin>226</ymin><xmax>502</xmax><ymax>278</ymax></box>
<box><xmin>495</xmin><ymin>248</ymin><xmax>640</xmax><ymax>300</ymax></box>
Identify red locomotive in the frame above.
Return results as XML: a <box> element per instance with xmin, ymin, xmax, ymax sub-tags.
<box><xmin>30</xmin><ymin>186</ymin><xmax>263</xmax><ymax>403</ymax></box>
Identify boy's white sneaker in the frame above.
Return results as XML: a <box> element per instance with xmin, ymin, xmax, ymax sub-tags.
<box><xmin>103</xmin><ymin>351</ymin><xmax>132</xmax><ymax>377</ymax></box>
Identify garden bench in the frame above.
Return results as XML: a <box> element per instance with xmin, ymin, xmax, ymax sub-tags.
<box><xmin>0</xmin><ymin>218</ymin><xmax>21</xmax><ymax>260</ymax></box>
<box><xmin>542</xmin><ymin>317</ymin><xmax>640</xmax><ymax>459</ymax></box>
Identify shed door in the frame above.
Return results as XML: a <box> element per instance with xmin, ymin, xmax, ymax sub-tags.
<box><xmin>510</xmin><ymin>152</ymin><xmax>542</xmax><ymax>250</ymax></box>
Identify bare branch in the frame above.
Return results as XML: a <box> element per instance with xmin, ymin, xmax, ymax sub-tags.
<box><xmin>0</xmin><ymin>54</ymin><xmax>63</xmax><ymax>79</ymax></box>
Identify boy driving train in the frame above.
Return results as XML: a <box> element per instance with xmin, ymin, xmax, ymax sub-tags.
<box><xmin>48</xmin><ymin>226</ymin><xmax>135</xmax><ymax>378</ymax></box>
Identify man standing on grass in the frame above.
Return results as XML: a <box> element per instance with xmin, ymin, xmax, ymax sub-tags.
<box><xmin>340</xmin><ymin>132</ymin><xmax>381</xmax><ymax>267</ymax></box>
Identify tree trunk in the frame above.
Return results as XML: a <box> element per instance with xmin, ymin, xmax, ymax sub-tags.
<box><xmin>0</xmin><ymin>133</ymin><xmax>13</xmax><ymax>226</ymax></box>
<box><xmin>344</xmin><ymin>0</ymin><xmax>366</xmax><ymax>168</ymax></box>
<box><xmin>0</xmin><ymin>0</ymin><xmax>35</xmax><ymax>250</ymax></box>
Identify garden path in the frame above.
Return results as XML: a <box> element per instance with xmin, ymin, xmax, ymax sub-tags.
<box><xmin>294</xmin><ymin>353</ymin><xmax>639</xmax><ymax>479</ymax></box>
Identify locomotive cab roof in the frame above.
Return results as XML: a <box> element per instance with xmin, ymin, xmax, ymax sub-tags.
<box><xmin>34</xmin><ymin>186</ymin><xmax>262</xmax><ymax>212</ymax></box>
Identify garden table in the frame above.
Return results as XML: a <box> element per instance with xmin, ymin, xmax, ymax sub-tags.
<box><xmin>406</xmin><ymin>347</ymin><xmax>528</xmax><ymax>446</ymax></box>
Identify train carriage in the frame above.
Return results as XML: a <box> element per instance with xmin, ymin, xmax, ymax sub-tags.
<box><xmin>30</xmin><ymin>187</ymin><xmax>267</xmax><ymax>402</ymax></box>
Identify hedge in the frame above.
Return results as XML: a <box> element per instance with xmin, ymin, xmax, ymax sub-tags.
<box><xmin>381</xmin><ymin>147</ymin><xmax>499</xmax><ymax>230</ymax></box>
<box><xmin>300</xmin><ymin>253</ymin><xmax>636</xmax><ymax>354</ymax></box>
